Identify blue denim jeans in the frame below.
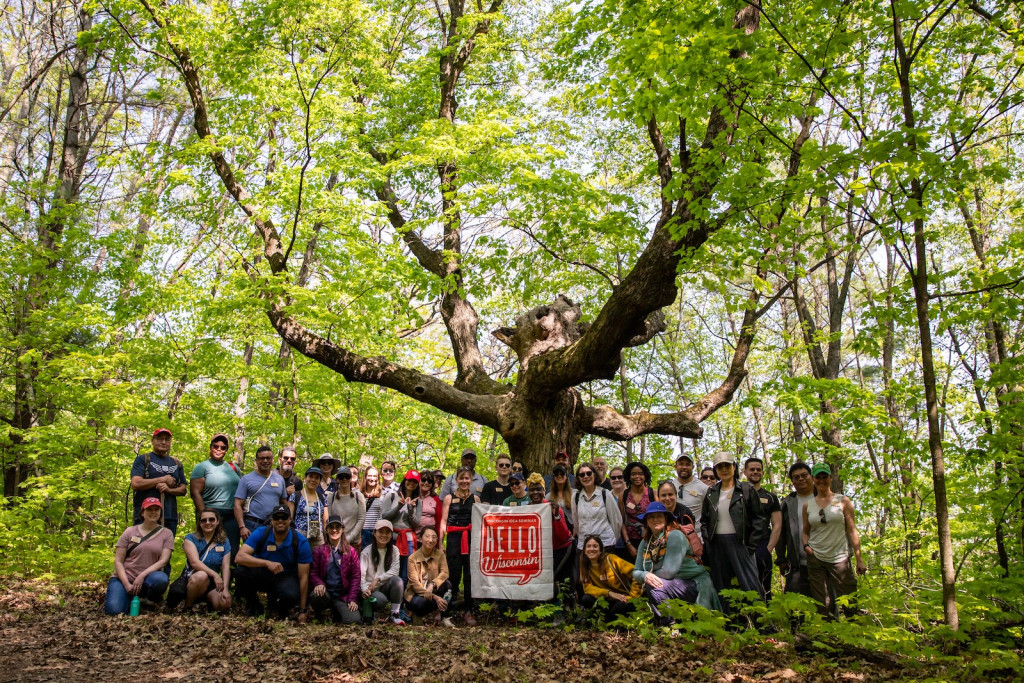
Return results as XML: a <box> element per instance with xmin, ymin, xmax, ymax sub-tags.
<box><xmin>104</xmin><ymin>573</ymin><xmax>170</xmax><ymax>615</ymax></box>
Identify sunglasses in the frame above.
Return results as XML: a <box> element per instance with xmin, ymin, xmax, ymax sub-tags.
<box><xmin>271</xmin><ymin>514</ymin><xmax>290</xmax><ymax>521</ymax></box>
<box><xmin>578</xmin><ymin>471</ymin><xmax>594</xmax><ymax>477</ymax></box>
<box><xmin>609</xmin><ymin>475</ymin><xmax>624</xmax><ymax>481</ymax></box>
<box><xmin>382</xmin><ymin>469</ymin><xmax>395</xmax><ymax>474</ymax></box>
<box><xmin>512</xmin><ymin>466</ymin><xmax>523</xmax><ymax>471</ymax></box>
<box><xmin>511</xmin><ymin>480</ymin><xmax>525</xmax><ymax>486</ymax></box>
<box><xmin>211</xmin><ymin>444</ymin><xmax>227</xmax><ymax>451</ymax></box>
<box><xmin>497</xmin><ymin>463</ymin><xmax>511</xmax><ymax>468</ymax></box>
<box><xmin>701</xmin><ymin>475</ymin><xmax>716</xmax><ymax>480</ymax></box>
<box><xmin>554</xmin><ymin>471</ymin><xmax>567</xmax><ymax>477</ymax></box>
<box><xmin>819</xmin><ymin>508</ymin><xmax>827</xmax><ymax>525</ymax></box>
<box><xmin>281</xmin><ymin>456</ymin><xmax>296</xmax><ymax>462</ymax></box>
<box><xmin>337</xmin><ymin>474</ymin><xmax>352</xmax><ymax>480</ymax></box>
<box><xmin>200</xmin><ymin>517</ymin><xmax>218</xmax><ymax>524</ymax></box>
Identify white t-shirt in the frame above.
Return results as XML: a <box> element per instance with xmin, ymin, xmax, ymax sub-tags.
<box><xmin>716</xmin><ymin>487</ymin><xmax>736</xmax><ymax>535</ymax></box>
<box><xmin>676</xmin><ymin>477</ymin><xmax>709</xmax><ymax>534</ymax></box>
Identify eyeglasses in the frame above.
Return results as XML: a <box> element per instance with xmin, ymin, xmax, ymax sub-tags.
<box><xmin>200</xmin><ymin>517</ymin><xmax>218</xmax><ymax>524</ymax></box>
<box><xmin>819</xmin><ymin>508</ymin><xmax>827</xmax><ymax>525</ymax></box>
<box><xmin>211</xmin><ymin>444</ymin><xmax>227</xmax><ymax>451</ymax></box>
<box><xmin>578</xmin><ymin>471</ymin><xmax>594</xmax><ymax>478</ymax></box>
<box><xmin>497</xmin><ymin>463</ymin><xmax>511</xmax><ymax>469</ymax></box>
<box><xmin>609</xmin><ymin>475</ymin><xmax>624</xmax><ymax>481</ymax></box>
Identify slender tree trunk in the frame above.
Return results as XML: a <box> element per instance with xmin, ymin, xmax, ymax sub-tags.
<box><xmin>232</xmin><ymin>343</ymin><xmax>255</xmax><ymax>469</ymax></box>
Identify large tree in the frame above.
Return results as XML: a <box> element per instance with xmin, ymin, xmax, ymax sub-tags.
<box><xmin>126</xmin><ymin>0</ymin><xmax>792</xmax><ymax>473</ymax></box>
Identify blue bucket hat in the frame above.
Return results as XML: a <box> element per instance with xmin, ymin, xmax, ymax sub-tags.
<box><xmin>638</xmin><ymin>501</ymin><xmax>670</xmax><ymax>520</ymax></box>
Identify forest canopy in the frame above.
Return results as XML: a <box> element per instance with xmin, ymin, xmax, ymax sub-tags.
<box><xmin>1</xmin><ymin>0</ymin><xmax>1023</xmax><ymax>649</ymax></box>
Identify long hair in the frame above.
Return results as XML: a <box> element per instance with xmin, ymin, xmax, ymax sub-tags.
<box><xmin>578</xmin><ymin>534</ymin><xmax>614</xmax><ymax>589</ymax></box>
<box><xmin>548</xmin><ymin>470</ymin><xmax>573</xmax><ymax>507</ymax></box>
<box><xmin>641</xmin><ymin>513</ymin><xmax>680</xmax><ymax>542</ymax></box>
<box><xmin>371</xmin><ymin>529</ymin><xmax>395</xmax><ymax>569</ymax></box>
<box><xmin>194</xmin><ymin>512</ymin><xmax>226</xmax><ymax>543</ymax></box>
<box><xmin>361</xmin><ymin>466</ymin><xmax>382</xmax><ymax>498</ymax></box>
<box><xmin>329</xmin><ymin>524</ymin><xmax>350</xmax><ymax>555</ymax></box>
<box><xmin>402</xmin><ymin>476</ymin><xmax>419</xmax><ymax>499</ymax></box>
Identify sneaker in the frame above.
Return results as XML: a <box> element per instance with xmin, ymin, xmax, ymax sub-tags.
<box><xmin>398</xmin><ymin>607</ymin><xmax>413</xmax><ymax>624</ymax></box>
<box><xmin>440</xmin><ymin>617</ymin><xmax>455</xmax><ymax>628</ymax></box>
<box><xmin>463</xmin><ymin>612</ymin><xmax>477</xmax><ymax>626</ymax></box>
<box><xmin>389</xmin><ymin>615</ymin><xmax>407</xmax><ymax>626</ymax></box>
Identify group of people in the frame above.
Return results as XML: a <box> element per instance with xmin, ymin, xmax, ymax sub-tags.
<box><xmin>106</xmin><ymin>427</ymin><xmax>867</xmax><ymax>626</ymax></box>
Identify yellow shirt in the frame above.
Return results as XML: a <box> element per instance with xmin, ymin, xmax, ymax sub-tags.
<box><xmin>582</xmin><ymin>553</ymin><xmax>642</xmax><ymax>599</ymax></box>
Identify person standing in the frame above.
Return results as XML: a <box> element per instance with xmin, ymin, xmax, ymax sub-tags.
<box><xmin>414</xmin><ymin>473</ymin><xmax>443</xmax><ymax>537</ymax></box>
<box><xmin>380</xmin><ymin>460</ymin><xmax>400</xmax><ymax>495</ymax></box>
<box><xmin>234</xmin><ymin>445</ymin><xmax>289</xmax><ymax>541</ymax></box>
<box><xmin>439</xmin><ymin>466</ymin><xmax>481</xmax><ymax>625</ymax></box>
<box><xmin>593</xmin><ymin>456</ymin><xmax>612</xmax><ymax>490</ymax></box>
<box><xmin>277</xmin><ymin>447</ymin><xmax>302</xmax><ymax>498</ymax></box>
<box><xmin>289</xmin><ymin>467</ymin><xmax>328</xmax><ymax>549</ymax></box>
<box><xmin>315</xmin><ymin>454</ymin><xmax>341</xmax><ymax>499</ymax></box>
<box><xmin>129</xmin><ymin>428</ymin><xmax>186</xmax><ymax>536</ymax></box>
<box><xmin>104</xmin><ymin>497</ymin><xmax>174</xmax><ymax>614</ymax></box>
<box><xmin>700</xmin><ymin>452</ymin><xmax>766</xmax><ymax>612</ymax></box>
<box><xmin>480</xmin><ymin>453</ymin><xmax>513</xmax><ymax>505</ymax></box>
<box><xmin>571</xmin><ymin>462</ymin><xmax>623</xmax><ymax>553</ymax></box>
<box><xmin>503</xmin><ymin>472</ymin><xmax>530</xmax><ymax>505</ymax></box>
<box><xmin>608</xmin><ymin>467</ymin><xmax>627</xmax><ymax>501</ymax></box>
<box><xmin>619</xmin><ymin>462</ymin><xmax>655</xmax><ymax>561</ymax></box>
<box><xmin>326</xmin><ymin>466</ymin><xmax>366</xmax><ymax>549</ymax></box>
<box><xmin>743</xmin><ymin>457</ymin><xmax>783</xmax><ymax>602</ymax></box>
<box><xmin>801</xmin><ymin>463</ymin><xmax>867</xmax><ymax>617</ymax></box>
<box><xmin>361</xmin><ymin>466</ymin><xmax>384</xmax><ymax>548</ymax></box>
<box><xmin>235</xmin><ymin>504</ymin><xmax>312</xmax><ymax>620</ymax></box>
<box><xmin>543</xmin><ymin>451</ymin><xmax>575</xmax><ymax>490</ymax></box>
<box><xmin>776</xmin><ymin>462</ymin><xmax>816</xmax><ymax>596</ymax></box>
<box><xmin>440</xmin><ymin>449</ymin><xmax>487</xmax><ymax>499</ymax></box>
<box><xmin>190</xmin><ymin>433</ymin><xmax>241</xmax><ymax>559</ymax></box>
<box><xmin>673</xmin><ymin>454</ymin><xmax>709</xmax><ymax>536</ymax></box>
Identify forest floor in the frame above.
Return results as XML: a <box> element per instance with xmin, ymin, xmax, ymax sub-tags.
<box><xmin>0</xmin><ymin>581</ymin><xmax>953</xmax><ymax>682</ymax></box>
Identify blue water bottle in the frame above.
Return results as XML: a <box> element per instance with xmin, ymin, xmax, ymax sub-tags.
<box><xmin>129</xmin><ymin>596</ymin><xmax>141</xmax><ymax>616</ymax></box>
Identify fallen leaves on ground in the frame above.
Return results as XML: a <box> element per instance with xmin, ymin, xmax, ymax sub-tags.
<box><xmin>0</xmin><ymin>581</ymin><xmax>934</xmax><ymax>682</ymax></box>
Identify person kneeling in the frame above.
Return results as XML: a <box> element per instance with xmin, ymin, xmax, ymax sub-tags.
<box><xmin>309</xmin><ymin>516</ymin><xmax>362</xmax><ymax>624</ymax></box>
<box><xmin>168</xmin><ymin>510</ymin><xmax>232</xmax><ymax>612</ymax></box>
<box><xmin>405</xmin><ymin>527</ymin><xmax>453</xmax><ymax>626</ymax></box>
<box><xmin>633</xmin><ymin>502</ymin><xmax>721</xmax><ymax>619</ymax></box>
<box><xmin>235</xmin><ymin>504</ymin><xmax>312</xmax><ymax>622</ymax></box>
<box><xmin>578</xmin><ymin>535</ymin><xmax>641</xmax><ymax>619</ymax></box>
<box><xmin>105</xmin><ymin>497</ymin><xmax>174</xmax><ymax>615</ymax></box>
<box><xmin>360</xmin><ymin>519</ymin><xmax>406</xmax><ymax>625</ymax></box>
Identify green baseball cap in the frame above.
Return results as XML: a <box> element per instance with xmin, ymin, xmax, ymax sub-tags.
<box><xmin>811</xmin><ymin>463</ymin><xmax>831</xmax><ymax>477</ymax></box>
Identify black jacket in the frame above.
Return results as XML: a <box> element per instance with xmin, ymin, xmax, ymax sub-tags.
<box><xmin>700</xmin><ymin>479</ymin><xmax>765</xmax><ymax>552</ymax></box>
<box><xmin>776</xmin><ymin>492</ymin><xmax>805</xmax><ymax>568</ymax></box>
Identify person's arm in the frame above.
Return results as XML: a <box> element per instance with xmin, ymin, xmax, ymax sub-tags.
<box><xmin>132</xmin><ymin>548</ymin><xmax>173</xmax><ymax>594</ymax></box>
<box><xmin>166</xmin><ymin>466</ymin><xmax>187</xmax><ymax>497</ymax></box>
<box><xmin>309</xmin><ymin>546</ymin><xmax>326</xmax><ymax>588</ymax></box>
<box><xmin>352</xmin><ymin>494</ymin><xmax>366</xmax><ymax>545</ymax></box>
<box><xmin>344</xmin><ymin>548</ymin><xmax>362</xmax><ymax>604</ymax></box>
<box><xmin>359</xmin><ymin>547</ymin><xmax>373</xmax><ymax>594</ymax></box>
<box><xmin>801</xmin><ymin>501</ymin><xmax>812</xmax><ymax>556</ymax></box>
<box><xmin>183</xmin><ymin>537</ymin><xmax>211</xmax><ymax>576</ymax></box>
<box><xmin>767</xmin><ymin>509</ymin><xmax>783</xmax><ymax>553</ymax></box>
<box><xmin>380</xmin><ymin>491</ymin><xmax>401</xmax><ymax>522</ymax></box>
<box><xmin>113</xmin><ymin>546</ymin><xmax>131</xmax><ymax>590</ymax></box>
<box><xmin>631</xmin><ymin>542</ymin><xmax>647</xmax><ymax>584</ymax></box>
<box><xmin>606</xmin><ymin>492</ymin><xmax>623</xmax><ymax>538</ymax></box>
<box><xmin>233</xmin><ymin>496</ymin><xmax>249</xmax><ymax>540</ymax></box>
<box><xmin>218</xmin><ymin>553</ymin><xmax>230</xmax><ymax>593</ymax></box>
<box><xmin>843</xmin><ymin>497</ymin><xmax>867</xmax><ymax>573</ymax></box>
<box><xmin>408</xmin><ymin>497</ymin><xmax>422</xmax><ymax>529</ymax></box>
<box><xmin>659</xmin><ymin>530</ymin><xmax>686</xmax><ymax>577</ymax></box>
<box><xmin>382</xmin><ymin>545</ymin><xmax>400</xmax><ymax>580</ymax></box>
<box><xmin>287</xmin><ymin>494</ymin><xmax>297</xmax><ymax>517</ymax></box>
<box><xmin>190</xmin><ymin>477</ymin><xmax>206</xmax><ymax>514</ymax></box>
<box><xmin>438</xmin><ymin>495</ymin><xmax>452</xmax><ymax>538</ymax></box>
<box><xmin>619</xmin><ymin>495</ymin><xmax>631</xmax><ymax>548</ymax></box>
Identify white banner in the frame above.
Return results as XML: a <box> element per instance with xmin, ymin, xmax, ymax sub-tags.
<box><xmin>470</xmin><ymin>502</ymin><xmax>554</xmax><ymax>600</ymax></box>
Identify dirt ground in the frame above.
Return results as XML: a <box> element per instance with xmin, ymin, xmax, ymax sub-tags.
<box><xmin>0</xmin><ymin>583</ymin><xmax>929</xmax><ymax>682</ymax></box>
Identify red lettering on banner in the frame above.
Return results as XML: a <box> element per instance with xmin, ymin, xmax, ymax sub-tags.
<box><xmin>480</xmin><ymin>512</ymin><xmax>543</xmax><ymax>585</ymax></box>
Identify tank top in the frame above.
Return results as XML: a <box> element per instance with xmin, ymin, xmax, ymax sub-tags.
<box><xmin>447</xmin><ymin>492</ymin><xmax>474</xmax><ymax>527</ymax></box>
<box><xmin>808</xmin><ymin>496</ymin><xmax>848</xmax><ymax>563</ymax></box>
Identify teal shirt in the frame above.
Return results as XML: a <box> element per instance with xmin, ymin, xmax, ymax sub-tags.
<box><xmin>191</xmin><ymin>459</ymin><xmax>240</xmax><ymax>511</ymax></box>
<box><xmin>634</xmin><ymin>529</ymin><xmax>722</xmax><ymax>612</ymax></box>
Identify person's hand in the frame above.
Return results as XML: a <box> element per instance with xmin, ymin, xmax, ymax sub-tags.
<box><xmin>156</xmin><ymin>482</ymin><xmax>168</xmax><ymax>493</ymax></box>
<box><xmin>313</xmin><ymin>585</ymin><xmax>326</xmax><ymax>597</ymax></box>
<box><xmin>644</xmin><ymin>573</ymin><xmax>663</xmax><ymax>589</ymax></box>
<box><xmin>362</xmin><ymin>588</ymin><xmax>372</xmax><ymax>599</ymax></box>
<box><xmin>609</xmin><ymin>591</ymin><xmax>628</xmax><ymax>603</ymax></box>
<box><xmin>348</xmin><ymin>601</ymin><xmax>359</xmax><ymax>612</ymax></box>
<box><xmin>286</xmin><ymin>485</ymin><xmax>296</xmax><ymax>497</ymax></box>
<box><xmin>369</xmin><ymin>579</ymin><xmax>378</xmax><ymax>593</ymax></box>
<box><xmin>856</xmin><ymin>559</ymin><xmax>867</xmax><ymax>575</ymax></box>
<box><xmin>214</xmin><ymin>576</ymin><xmax>224</xmax><ymax>592</ymax></box>
<box><xmin>804</xmin><ymin>544</ymin><xmax>814</xmax><ymax>557</ymax></box>
<box><xmin>434</xmin><ymin>594</ymin><xmax>448</xmax><ymax>611</ymax></box>
<box><xmin>163</xmin><ymin>475</ymin><xmax>176</xmax><ymax>487</ymax></box>
<box><xmin>297</xmin><ymin>611</ymin><xmax>308</xmax><ymax>625</ymax></box>
<box><xmin>240</xmin><ymin>527</ymin><xmax>251</xmax><ymax>540</ymax></box>
<box><xmin>130</xmin><ymin>574</ymin><xmax>147</xmax><ymax>595</ymax></box>
<box><xmin>266</xmin><ymin>561</ymin><xmax>284</xmax><ymax>575</ymax></box>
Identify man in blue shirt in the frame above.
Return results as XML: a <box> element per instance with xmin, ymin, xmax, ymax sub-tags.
<box><xmin>235</xmin><ymin>504</ymin><xmax>312</xmax><ymax>621</ymax></box>
<box><xmin>234</xmin><ymin>445</ymin><xmax>288</xmax><ymax>540</ymax></box>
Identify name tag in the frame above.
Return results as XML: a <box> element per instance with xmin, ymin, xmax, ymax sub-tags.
<box><xmin>215</xmin><ymin>545</ymin><xmax>224</xmax><ymax>552</ymax></box>
<box><xmin>626</xmin><ymin>502</ymin><xmax>636</xmax><ymax>510</ymax></box>
<box><xmin>591</xmin><ymin>501</ymin><xmax>600</xmax><ymax>508</ymax></box>
<box><xmin>270</xmin><ymin>482</ymin><xmax>279</xmax><ymax>488</ymax></box>
<box><xmin>760</xmin><ymin>497</ymin><xmax>768</xmax><ymax>504</ymax></box>
<box><xmin>496</xmin><ymin>487</ymin><xmax>504</xmax><ymax>493</ymax></box>
<box><xmin>130</xmin><ymin>536</ymin><xmax>142</xmax><ymax>543</ymax></box>
<box><xmin>266</xmin><ymin>544</ymin><xmax>277</xmax><ymax>552</ymax></box>
<box><xmin>510</xmin><ymin>502</ymin><xmax>518</xmax><ymax>506</ymax></box>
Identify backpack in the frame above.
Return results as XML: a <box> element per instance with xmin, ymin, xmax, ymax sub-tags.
<box><xmin>255</xmin><ymin>525</ymin><xmax>300</xmax><ymax>564</ymax></box>
<box><xmin>124</xmin><ymin>451</ymin><xmax>184</xmax><ymax>525</ymax></box>
<box><xmin>679</xmin><ymin>521</ymin><xmax>704</xmax><ymax>564</ymax></box>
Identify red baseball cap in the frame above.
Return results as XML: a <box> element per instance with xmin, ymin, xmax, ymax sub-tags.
<box><xmin>153</xmin><ymin>428</ymin><xmax>172</xmax><ymax>437</ymax></box>
<box><xmin>404</xmin><ymin>469</ymin><xmax>421</xmax><ymax>482</ymax></box>
<box><xmin>141</xmin><ymin>497</ymin><xmax>163</xmax><ymax>509</ymax></box>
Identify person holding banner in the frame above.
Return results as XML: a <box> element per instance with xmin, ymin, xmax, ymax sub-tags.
<box><xmin>528</xmin><ymin>473</ymin><xmax>574</xmax><ymax>603</ymax></box>
<box><xmin>571</xmin><ymin>463</ymin><xmax>622</xmax><ymax>553</ymax></box>
<box><xmin>405</xmin><ymin>527</ymin><xmax>454</xmax><ymax>626</ymax></box>
<box><xmin>634</xmin><ymin>502</ymin><xmax>721</xmax><ymax>614</ymax></box>
<box><xmin>440</xmin><ymin>466</ymin><xmax>481</xmax><ymax>626</ymax></box>
<box><xmin>579</xmin><ymin>535</ymin><xmax>641</xmax><ymax>618</ymax></box>
<box><xmin>503</xmin><ymin>473</ymin><xmax>530</xmax><ymax>506</ymax></box>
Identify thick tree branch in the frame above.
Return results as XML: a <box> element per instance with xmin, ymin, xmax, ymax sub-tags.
<box><xmin>581</xmin><ymin>405</ymin><xmax>703</xmax><ymax>440</ymax></box>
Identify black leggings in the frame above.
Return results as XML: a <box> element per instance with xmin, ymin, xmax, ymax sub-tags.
<box><xmin>445</xmin><ymin>531</ymin><xmax>473</xmax><ymax>614</ymax></box>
